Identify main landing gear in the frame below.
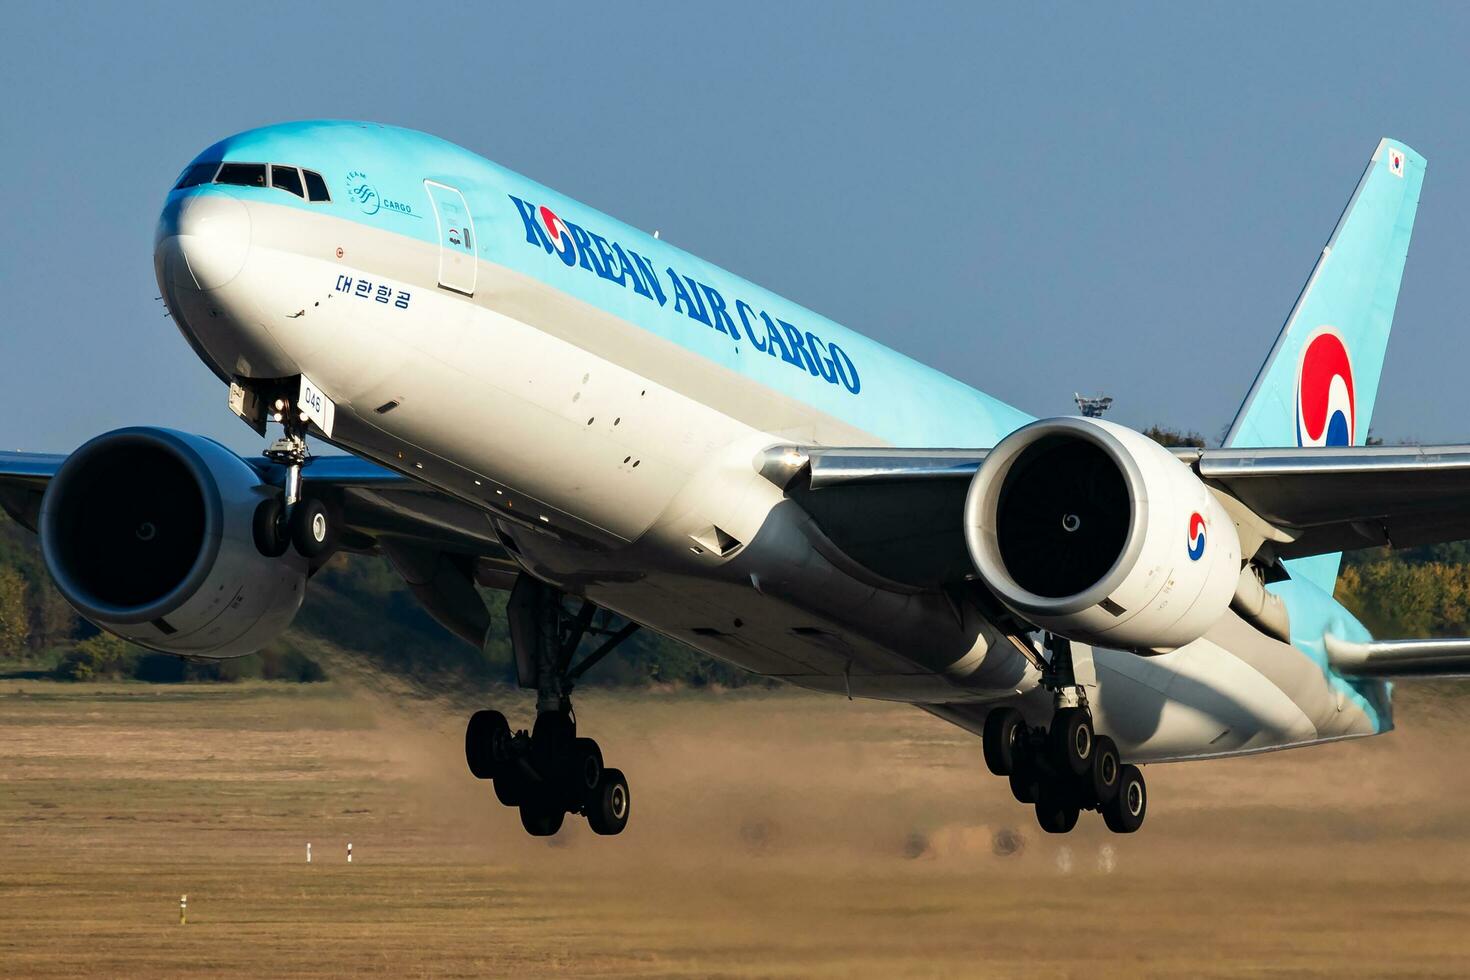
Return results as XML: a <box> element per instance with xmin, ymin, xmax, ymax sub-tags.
<box><xmin>251</xmin><ymin>394</ymin><xmax>335</xmax><ymax>560</ymax></box>
<box><xmin>982</xmin><ymin>637</ymin><xmax>1147</xmax><ymax>834</ymax></box>
<box><xmin>464</xmin><ymin>577</ymin><xmax>640</xmax><ymax>837</ymax></box>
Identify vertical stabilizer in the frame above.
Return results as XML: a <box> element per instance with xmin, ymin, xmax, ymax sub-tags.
<box><xmin>1224</xmin><ymin>139</ymin><xmax>1425</xmax><ymax>591</ymax></box>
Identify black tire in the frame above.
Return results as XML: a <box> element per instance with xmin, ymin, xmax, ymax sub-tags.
<box><xmin>587</xmin><ymin>767</ymin><xmax>630</xmax><ymax>836</ymax></box>
<box><xmin>493</xmin><ymin>770</ymin><xmax>526</xmax><ymax>807</ymax></box>
<box><xmin>1087</xmin><ymin>735</ymin><xmax>1121</xmax><ymax>808</ymax></box>
<box><xmin>290</xmin><ymin>497</ymin><xmax>332</xmax><ymax>558</ymax></box>
<box><xmin>1050</xmin><ymin>707</ymin><xmax>1094</xmax><ymax>777</ymax></box>
<box><xmin>252</xmin><ymin>497</ymin><xmax>289</xmax><ymax>558</ymax></box>
<box><xmin>519</xmin><ymin>801</ymin><xmax>565</xmax><ymax>837</ymax></box>
<box><xmin>982</xmin><ymin>707</ymin><xmax>1027</xmax><ymax>776</ymax></box>
<box><xmin>1102</xmin><ymin>764</ymin><xmax>1147</xmax><ymax>834</ymax></box>
<box><xmin>465</xmin><ymin>709</ymin><xmax>511</xmax><ymax>780</ymax></box>
<box><xmin>532</xmin><ymin>711</ymin><xmax>574</xmax><ymax>769</ymax></box>
<box><xmin>1008</xmin><ymin>765</ymin><xmax>1040</xmax><ymax>804</ymax></box>
<box><xmin>560</xmin><ymin>737</ymin><xmax>603</xmax><ymax>809</ymax></box>
<box><xmin>1034</xmin><ymin>782</ymin><xmax>1079</xmax><ymax>834</ymax></box>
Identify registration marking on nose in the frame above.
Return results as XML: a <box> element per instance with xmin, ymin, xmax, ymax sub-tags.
<box><xmin>299</xmin><ymin>374</ymin><xmax>336</xmax><ymax>437</ymax></box>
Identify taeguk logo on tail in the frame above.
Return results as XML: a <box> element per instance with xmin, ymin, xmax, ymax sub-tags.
<box><xmin>1187</xmin><ymin>512</ymin><xmax>1206</xmax><ymax>561</ymax></box>
<box><xmin>1295</xmin><ymin>327</ymin><xmax>1355</xmax><ymax>447</ymax></box>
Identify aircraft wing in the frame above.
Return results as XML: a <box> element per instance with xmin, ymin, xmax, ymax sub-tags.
<box><xmin>0</xmin><ymin>449</ymin><xmax>520</xmax><ymax>645</ymax></box>
<box><xmin>0</xmin><ymin>449</ymin><xmax>504</xmax><ymax>548</ymax></box>
<box><xmin>760</xmin><ymin>443</ymin><xmax>1470</xmax><ymax>588</ymax></box>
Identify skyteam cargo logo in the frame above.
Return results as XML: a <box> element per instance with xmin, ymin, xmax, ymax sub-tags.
<box><xmin>1295</xmin><ymin>327</ymin><xmax>1355</xmax><ymax>447</ymax></box>
<box><xmin>1187</xmin><ymin>512</ymin><xmax>1206</xmax><ymax>561</ymax></box>
<box><xmin>510</xmin><ymin>196</ymin><xmax>861</xmax><ymax>394</ymax></box>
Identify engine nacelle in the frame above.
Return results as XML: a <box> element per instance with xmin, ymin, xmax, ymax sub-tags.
<box><xmin>39</xmin><ymin>427</ymin><xmax>305</xmax><ymax>658</ymax></box>
<box><xmin>964</xmin><ymin>417</ymin><xmax>1240</xmax><ymax>652</ymax></box>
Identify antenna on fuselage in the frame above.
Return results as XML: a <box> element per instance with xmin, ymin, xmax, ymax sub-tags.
<box><xmin>1074</xmin><ymin>393</ymin><xmax>1114</xmax><ymax>419</ymax></box>
<box><xmin>653</xmin><ymin>230</ymin><xmax>660</xmax><ymax>239</ymax></box>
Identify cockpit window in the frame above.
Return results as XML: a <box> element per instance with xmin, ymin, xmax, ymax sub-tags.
<box><xmin>302</xmin><ymin>169</ymin><xmax>330</xmax><ymax>202</ymax></box>
<box><xmin>216</xmin><ymin>163</ymin><xmax>267</xmax><ymax>188</ymax></box>
<box><xmin>174</xmin><ymin>162</ymin><xmax>220</xmax><ymax>190</ymax></box>
<box><xmin>180</xmin><ymin>160</ymin><xmax>330</xmax><ymax>203</ymax></box>
<box><xmin>270</xmin><ymin>165</ymin><xmax>305</xmax><ymax>198</ymax></box>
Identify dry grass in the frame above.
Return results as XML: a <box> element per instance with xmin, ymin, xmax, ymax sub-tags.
<box><xmin>3</xmin><ymin>678</ymin><xmax>1470</xmax><ymax>977</ymax></box>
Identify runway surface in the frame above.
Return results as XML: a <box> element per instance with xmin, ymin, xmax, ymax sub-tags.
<box><xmin>2</xmin><ymin>676</ymin><xmax>1468</xmax><ymax>976</ymax></box>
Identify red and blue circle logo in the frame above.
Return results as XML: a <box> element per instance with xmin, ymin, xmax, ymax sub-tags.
<box><xmin>538</xmin><ymin>205</ymin><xmax>574</xmax><ymax>257</ymax></box>
<box><xmin>1295</xmin><ymin>327</ymin><xmax>1355</xmax><ymax>447</ymax></box>
<box><xmin>1187</xmin><ymin>512</ymin><xmax>1206</xmax><ymax>561</ymax></box>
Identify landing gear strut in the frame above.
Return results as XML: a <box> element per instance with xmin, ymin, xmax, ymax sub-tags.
<box><xmin>464</xmin><ymin>577</ymin><xmax>639</xmax><ymax>837</ymax></box>
<box><xmin>252</xmin><ymin>392</ymin><xmax>335</xmax><ymax>560</ymax></box>
<box><xmin>981</xmin><ymin>635</ymin><xmax>1146</xmax><ymax>834</ymax></box>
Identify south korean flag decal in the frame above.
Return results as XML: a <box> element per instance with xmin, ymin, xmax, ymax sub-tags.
<box><xmin>1389</xmin><ymin>147</ymin><xmax>1405</xmax><ymax>178</ymax></box>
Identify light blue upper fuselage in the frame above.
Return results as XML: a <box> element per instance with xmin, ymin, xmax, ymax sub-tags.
<box><xmin>169</xmin><ymin>120</ymin><xmax>1387</xmax><ymax>732</ymax></box>
<box><xmin>178</xmin><ymin>120</ymin><xmax>1032</xmax><ymax>449</ymax></box>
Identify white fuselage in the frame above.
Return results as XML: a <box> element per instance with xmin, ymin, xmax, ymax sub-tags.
<box><xmin>155</xmin><ymin>180</ymin><xmax>1383</xmax><ymax>763</ymax></box>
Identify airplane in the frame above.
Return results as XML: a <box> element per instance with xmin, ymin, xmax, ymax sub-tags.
<box><xmin>4</xmin><ymin>122</ymin><xmax>1469</xmax><ymax>838</ymax></box>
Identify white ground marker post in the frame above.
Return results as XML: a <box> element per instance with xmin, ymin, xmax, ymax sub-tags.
<box><xmin>306</xmin><ymin>842</ymin><xmax>312</xmax><ymax>863</ymax></box>
<box><xmin>179</xmin><ymin>894</ymin><xmax>187</xmax><ymax>926</ymax></box>
<box><xmin>347</xmin><ymin>841</ymin><xmax>353</xmax><ymax>864</ymax></box>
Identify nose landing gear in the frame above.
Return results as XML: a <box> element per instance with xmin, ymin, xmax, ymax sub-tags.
<box><xmin>251</xmin><ymin>390</ymin><xmax>336</xmax><ymax>560</ymax></box>
<box><xmin>464</xmin><ymin>577</ymin><xmax>639</xmax><ymax>837</ymax></box>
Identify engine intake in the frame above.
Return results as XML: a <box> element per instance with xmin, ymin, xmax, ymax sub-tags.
<box><xmin>40</xmin><ymin>427</ymin><xmax>305</xmax><ymax>657</ymax></box>
<box><xmin>965</xmin><ymin>417</ymin><xmax>1240</xmax><ymax>651</ymax></box>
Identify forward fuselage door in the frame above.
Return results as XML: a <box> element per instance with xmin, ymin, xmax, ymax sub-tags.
<box><xmin>424</xmin><ymin>180</ymin><xmax>477</xmax><ymax>295</ymax></box>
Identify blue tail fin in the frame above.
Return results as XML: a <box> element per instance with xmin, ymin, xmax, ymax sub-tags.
<box><xmin>1224</xmin><ymin>138</ymin><xmax>1426</xmax><ymax>593</ymax></box>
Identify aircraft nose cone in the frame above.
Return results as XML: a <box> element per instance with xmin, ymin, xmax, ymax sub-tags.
<box><xmin>167</xmin><ymin>191</ymin><xmax>251</xmax><ymax>290</ymax></box>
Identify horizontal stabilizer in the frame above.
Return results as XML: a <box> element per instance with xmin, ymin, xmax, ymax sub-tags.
<box><xmin>1325</xmin><ymin>634</ymin><xmax>1470</xmax><ymax>679</ymax></box>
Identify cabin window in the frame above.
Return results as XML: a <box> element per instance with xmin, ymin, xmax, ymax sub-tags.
<box><xmin>270</xmin><ymin>165</ymin><xmax>305</xmax><ymax>198</ymax></box>
<box><xmin>303</xmin><ymin>169</ymin><xmax>330</xmax><ymax>202</ymax></box>
<box><xmin>215</xmin><ymin>163</ymin><xmax>267</xmax><ymax>188</ymax></box>
<box><xmin>174</xmin><ymin>162</ymin><xmax>220</xmax><ymax>190</ymax></box>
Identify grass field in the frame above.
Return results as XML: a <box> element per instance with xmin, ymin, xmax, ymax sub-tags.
<box><xmin>3</xmin><ymin>676</ymin><xmax>1470</xmax><ymax>977</ymax></box>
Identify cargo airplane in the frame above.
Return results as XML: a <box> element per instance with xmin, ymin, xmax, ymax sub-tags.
<box><xmin>4</xmin><ymin>123</ymin><xmax>1467</xmax><ymax>837</ymax></box>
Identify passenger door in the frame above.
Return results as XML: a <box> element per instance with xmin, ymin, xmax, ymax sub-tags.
<box><xmin>424</xmin><ymin>180</ymin><xmax>477</xmax><ymax>295</ymax></box>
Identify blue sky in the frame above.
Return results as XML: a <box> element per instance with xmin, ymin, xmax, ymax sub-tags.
<box><xmin>3</xmin><ymin>2</ymin><xmax>1468</xmax><ymax>452</ymax></box>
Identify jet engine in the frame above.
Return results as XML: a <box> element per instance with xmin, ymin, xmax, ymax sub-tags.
<box><xmin>965</xmin><ymin>417</ymin><xmax>1241</xmax><ymax>652</ymax></box>
<box><xmin>39</xmin><ymin>427</ymin><xmax>305</xmax><ymax>658</ymax></box>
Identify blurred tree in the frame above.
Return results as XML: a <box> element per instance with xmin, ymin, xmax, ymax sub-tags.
<box><xmin>0</xmin><ymin>565</ymin><xmax>30</xmax><ymax>656</ymax></box>
<box><xmin>1142</xmin><ymin>425</ymin><xmax>1206</xmax><ymax>448</ymax></box>
<box><xmin>27</xmin><ymin>579</ymin><xmax>77</xmax><ymax>650</ymax></box>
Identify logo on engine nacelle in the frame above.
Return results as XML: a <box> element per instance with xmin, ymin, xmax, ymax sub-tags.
<box><xmin>1187</xmin><ymin>512</ymin><xmax>1206</xmax><ymax>561</ymax></box>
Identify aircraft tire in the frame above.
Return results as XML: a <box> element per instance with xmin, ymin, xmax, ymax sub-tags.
<box><xmin>982</xmin><ymin>707</ymin><xmax>1027</xmax><ymax>776</ymax></box>
<box><xmin>1034</xmin><ymin>782</ymin><xmax>1079</xmax><ymax>834</ymax></box>
<box><xmin>252</xmin><ymin>497</ymin><xmax>289</xmax><ymax>558</ymax></box>
<box><xmin>561</xmin><ymin>737</ymin><xmax>604</xmax><ymax>809</ymax></box>
<box><xmin>1008</xmin><ymin>765</ymin><xmax>1040</xmax><ymax>804</ymax></box>
<box><xmin>1050</xmin><ymin>707</ymin><xmax>1094</xmax><ymax>777</ymax></box>
<box><xmin>519</xmin><ymin>800</ymin><xmax>565</xmax><ymax>837</ymax></box>
<box><xmin>465</xmin><ymin>709</ymin><xmax>510</xmax><ymax>780</ymax></box>
<box><xmin>493</xmin><ymin>771</ymin><xmax>526</xmax><ymax>808</ymax></box>
<box><xmin>290</xmin><ymin>497</ymin><xmax>332</xmax><ymax>558</ymax></box>
<box><xmin>1087</xmin><ymin>735</ymin><xmax>1121</xmax><ymax>808</ymax></box>
<box><xmin>1102</xmin><ymin>764</ymin><xmax>1147</xmax><ymax>833</ymax></box>
<box><xmin>587</xmin><ymin>767</ymin><xmax>630</xmax><ymax>836</ymax></box>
